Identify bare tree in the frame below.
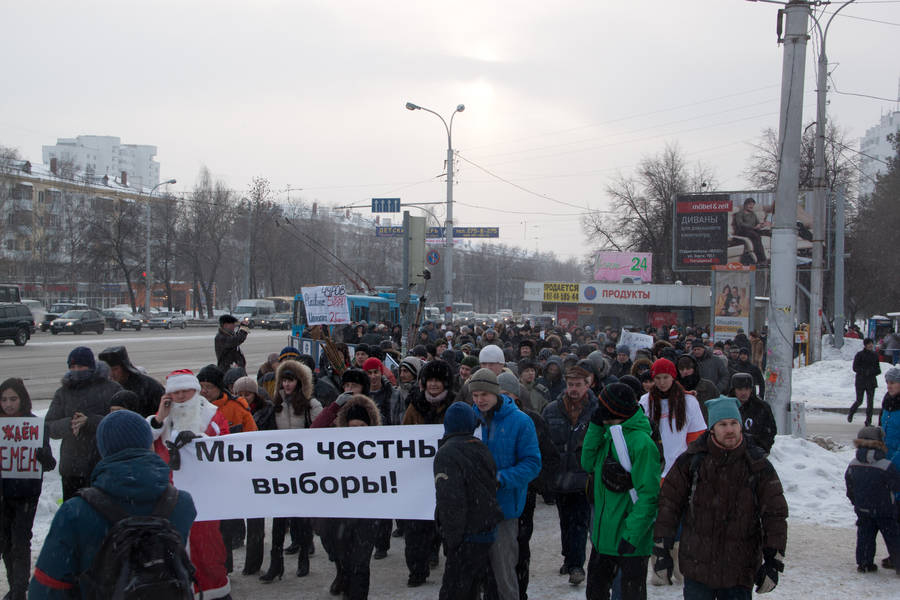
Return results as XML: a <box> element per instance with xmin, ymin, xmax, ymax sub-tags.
<box><xmin>583</xmin><ymin>142</ymin><xmax>716</xmax><ymax>283</ymax></box>
<box><xmin>84</xmin><ymin>197</ymin><xmax>145</xmax><ymax>311</ymax></box>
<box><xmin>178</xmin><ymin>167</ymin><xmax>238</xmax><ymax>317</ymax></box>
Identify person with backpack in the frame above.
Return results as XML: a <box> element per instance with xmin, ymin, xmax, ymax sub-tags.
<box><xmin>149</xmin><ymin>369</ymin><xmax>232</xmax><ymax>600</ymax></box>
<box><xmin>653</xmin><ymin>396</ymin><xmax>788</xmax><ymax>598</ymax></box>
<box><xmin>29</xmin><ymin>409</ymin><xmax>197</xmax><ymax>600</ymax></box>
<box><xmin>0</xmin><ymin>379</ymin><xmax>56</xmax><ymax>600</ymax></box>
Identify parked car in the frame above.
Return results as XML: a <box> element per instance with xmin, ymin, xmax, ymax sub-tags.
<box><xmin>41</xmin><ymin>302</ymin><xmax>89</xmax><ymax>331</ymax></box>
<box><xmin>261</xmin><ymin>313</ymin><xmax>292</xmax><ymax>330</ymax></box>
<box><xmin>50</xmin><ymin>309</ymin><xmax>105</xmax><ymax>335</ymax></box>
<box><xmin>102</xmin><ymin>309</ymin><xmax>143</xmax><ymax>331</ymax></box>
<box><xmin>0</xmin><ymin>303</ymin><xmax>36</xmax><ymax>346</ymax></box>
<box><xmin>147</xmin><ymin>311</ymin><xmax>187</xmax><ymax>330</ymax></box>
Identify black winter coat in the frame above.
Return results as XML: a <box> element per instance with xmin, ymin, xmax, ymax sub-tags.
<box><xmin>368</xmin><ymin>378</ymin><xmax>394</xmax><ymax>426</ymax></box>
<box><xmin>541</xmin><ymin>391</ymin><xmax>598</xmax><ymax>494</ymax></box>
<box><xmin>738</xmin><ymin>394</ymin><xmax>777</xmax><ymax>454</ymax></box>
<box><xmin>45</xmin><ymin>368</ymin><xmax>120</xmax><ymax>478</ymax></box>
<box><xmin>845</xmin><ymin>440</ymin><xmax>900</xmax><ymax>519</ymax></box>
<box><xmin>121</xmin><ymin>371</ymin><xmax>165</xmax><ymax>418</ymax></box>
<box><xmin>852</xmin><ymin>349</ymin><xmax>882</xmax><ymax>388</ymax></box>
<box><xmin>433</xmin><ymin>432</ymin><xmax>504</xmax><ymax>551</ymax></box>
<box><xmin>521</xmin><ymin>406</ymin><xmax>560</xmax><ymax>495</ymax></box>
<box><xmin>214</xmin><ymin>326</ymin><xmax>248</xmax><ymax>371</ymax></box>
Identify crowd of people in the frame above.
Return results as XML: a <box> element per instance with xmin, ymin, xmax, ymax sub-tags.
<box><xmin>5</xmin><ymin>313</ymin><xmax>899</xmax><ymax>599</ymax></box>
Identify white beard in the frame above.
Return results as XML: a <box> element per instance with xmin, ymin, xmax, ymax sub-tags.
<box><xmin>169</xmin><ymin>393</ymin><xmax>208</xmax><ymax>435</ymax></box>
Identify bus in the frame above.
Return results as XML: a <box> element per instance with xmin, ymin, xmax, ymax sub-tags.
<box><xmin>264</xmin><ymin>296</ymin><xmax>293</xmax><ymax>313</ymax></box>
<box><xmin>452</xmin><ymin>302</ymin><xmax>475</xmax><ymax>319</ymax></box>
<box><xmin>291</xmin><ymin>291</ymin><xmax>418</xmax><ymax>338</ymax></box>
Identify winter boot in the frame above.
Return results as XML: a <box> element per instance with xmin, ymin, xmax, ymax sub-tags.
<box><xmin>857</xmin><ymin>564</ymin><xmax>877</xmax><ymax>573</ymax></box>
<box><xmin>296</xmin><ymin>550</ymin><xmax>310</xmax><ymax>577</ymax></box>
<box><xmin>259</xmin><ymin>550</ymin><xmax>285</xmax><ymax>583</ymax></box>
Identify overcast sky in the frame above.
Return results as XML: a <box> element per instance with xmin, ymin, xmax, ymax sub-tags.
<box><xmin>2</xmin><ymin>0</ymin><xmax>898</xmax><ymax>261</ymax></box>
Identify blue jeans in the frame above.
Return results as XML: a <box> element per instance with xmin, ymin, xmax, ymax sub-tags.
<box><xmin>683</xmin><ymin>578</ymin><xmax>751</xmax><ymax>600</ymax></box>
<box><xmin>556</xmin><ymin>491</ymin><xmax>591</xmax><ymax>570</ymax></box>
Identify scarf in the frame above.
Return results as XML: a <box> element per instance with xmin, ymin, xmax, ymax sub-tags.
<box><xmin>425</xmin><ymin>390</ymin><xmax>448</xmax><ymax>405</ymax></box>
<box><xmin>63</xmin><ymin>368</ymin><xmax>95</xmax><ymax>388</ymax></box>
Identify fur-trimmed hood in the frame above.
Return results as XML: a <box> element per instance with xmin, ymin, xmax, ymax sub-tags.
<box><xmin>335</xmin><ymin>394</ymin><xmax>382</xmax><ymax>427</ymax></box>
<box><xmin>854</xmin><ymin>437</ymin><xmax>887</xmax><ymax>452</ymax></box>
<box><xmin>275</xmin><ymin>359</ymin><xmax>314</xmax><ymax>400</ymax></box>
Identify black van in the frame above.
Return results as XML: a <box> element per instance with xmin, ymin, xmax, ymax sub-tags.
<box><xmin>0</xmin><ymin>303</ymin><xmax>36</xmax><ymax>346</ymax></box>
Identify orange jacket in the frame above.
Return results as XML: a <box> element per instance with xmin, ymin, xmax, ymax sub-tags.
<box><xmin>212</xmin><ymin>394</ymin><xmax>258</xmax><ymax>434</ymax></box>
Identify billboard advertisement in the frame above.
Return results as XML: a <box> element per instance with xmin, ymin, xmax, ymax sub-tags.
<box><xmin>673</xmin><ymin>191</ymin><xmax>814</xmax><ymax>271</ymax></box>
<box><xmin>593</xmin><ymin>252</ymin><xmax>652</xmax><ymax>283</ymax></box>
<box><xmin>711</xmin><ymin>267</ymin><xmax>754</xmax><ymax>342</ymax></box>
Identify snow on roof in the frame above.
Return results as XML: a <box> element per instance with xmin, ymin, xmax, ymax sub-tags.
<box><xmin>4</xmin><ymin>159</ymin><xmax>160</xmax><ymax>196</ymax></box>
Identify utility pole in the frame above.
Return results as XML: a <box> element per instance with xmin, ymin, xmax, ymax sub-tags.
<box><xmin>400</xmin><ymin>211</ymin><xmax>411</xmax><ymax>356</ymax></box>
<box><xmin>243</xmin><ymin>200</ymin><xmax>252</xmax><ymax>298</ymax></box>
<box><xmin>766</xmin><ymin>0</ymin><xmax>810</xmax><ymax>435</ymax></box>
<box><xmin>833</xmin><ymin>186</ymin><xmax>846</xmax><ymax>349</ymax></box>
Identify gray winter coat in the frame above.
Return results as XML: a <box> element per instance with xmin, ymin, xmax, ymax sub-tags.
<box><xmin>694</xmin><ymin>347</ymin><xmax>730</xmax><ymax>393</ymax></box>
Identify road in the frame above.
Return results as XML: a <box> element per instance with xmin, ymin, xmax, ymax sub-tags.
<box><xmin>0</xmin><ymin>327</ymin><xmax>294</xmax><ymax>409</ymax></box>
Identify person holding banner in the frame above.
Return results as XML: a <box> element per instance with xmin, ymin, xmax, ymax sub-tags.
<box><xmin>148</xmin><ymin>369</ymin><xmax>232</xmax><ymax>600</ymax></box>
<box><xmin>581</xmin><ymin>383</ymin><xmax>660</xmax><ymax>600</ymax></box>
<box><xmin>259</xmin><ymin>359</ymin><xmax>323</xmax><ymax>583</ymax></box>
<box><xmin>0</xmin><ymin>379</ymin><xmax>55</xmax><ymax>600</ymax></box>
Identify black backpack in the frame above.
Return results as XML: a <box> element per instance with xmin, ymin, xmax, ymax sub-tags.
<box><xmin>77</xmin><ymin>484</ymin><xmax>198</xmax><ymax>600</ymax></box>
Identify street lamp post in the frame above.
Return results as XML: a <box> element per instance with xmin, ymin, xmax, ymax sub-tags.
<box><xmin>406</xmin><ymin>101</ymin><xmax>465</xmax><ymax>324</ymax></box>
<box><xmin>145</xmin><ymin>179</ymin><xmax>176</xmax><ymax>315</ymax></box>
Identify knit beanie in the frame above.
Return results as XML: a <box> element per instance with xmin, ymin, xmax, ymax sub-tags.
<box><xmin>223</xmin><ymin>367</ymin><xmax>247</xmax><ymax>391</ymax></box>
<box><xmin>67</xmin><ymin>346</ymin><xmax>95</xmax><ymax>369</ymax></box>
<box><xmin>197</xmin><ymin>364</ymin><xmax>225</xmax><ymax>392</ymax></box>
<box><xmin>616</xmin><ymin>344</ymin><xmax>631</xmax><ymax>356</ymax></box>
<box><xmin>617</xmin><ymin>375</ymin><xmax>643</xmax><ymax>400</ymax></box>
<box><xmin>705</xmin><ymin>396</ymin><xmax>742</xmax><ymax>428</ymax></box>
<box><xmin>597</xmin><ymin>383</ymin><xmax>638</xmax><ymax>421</ymax></box>
<box><xmin>110</xmin><ymin>390</ymin><xmax>141</xmax><ymax>413</ymax></box>
<box><xmin>497</xmin><ymin>372</ymin><xmax>520</xmax><ymax>398</ymax></box>
<box><xmin>460</xmin><ymin>355</ymin><xmax>480</xmax><ymax>369</ymax></box>
<box><xmin>279</xmin><ymin>346</ymin><xmax>301</xmax><ymax>362</ymax></box>
<box><xmin>400</xmin><ymin>356</ymin><xmax>424</xmax><ymax>379</ymax></box>
<box><xmin>731</xmin><ymin>373</ymin><xmax>754</xmax><ymax>390</ymax></box>
<box><xmin>885</xmin><ymin>367</ymin><xmax>900</xmax><ymax>383</ymax></box>
<box><xmin>468</xmin><ymin>368</ymin><xmax>500</xmax><ymax>396</ymax></box>
<box><xmin>362</xmin><ymin>357</ymin><xmax>384</xmax><ymax>372</ymax></box>
<box><xmin>233</xmin><ymin>376</ymin><xmax>258</xmax><ymax>397</ymax></box>
<box><xmin>443</xmin><ymin>401</ymin><xmax>477</xmax><ymax>435</ymax></box>
<box><xmin>479</xmin><ymin>344</ymin><xmax>505</xmax><ymax>364</ymax></box>
<box><xmin>165</xmin><ymin>369</ymin><xmax>201</xmax><ymax>394</ymax></box>
<box><xmin>857</xmin><ymin>425</ymin><xmax>884</xmax><ymax>442</ymax></box>
<box><xmin>96</xmin><ymin>410</ymin><xmax>154</xmax><ymax>457</ymax></box>
<box><xmin>650</xmin><ymin>358</ymin><xmax>677</xmax><ymax>379</ymax></box>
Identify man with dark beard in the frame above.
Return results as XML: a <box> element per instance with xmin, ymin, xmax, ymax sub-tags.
<box><xmin>148</xmin><ymin>369</ymin><xmax>232</xmax><ymax>600</ymax></box>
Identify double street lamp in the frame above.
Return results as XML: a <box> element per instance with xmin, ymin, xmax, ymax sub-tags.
<box><xmin>405</xmin><ymin>101</ymin><xmax>465</xmax><ymax>323</ymax></box>
<box><xmin>145</xmin><ymin>178</ymin><xmax>177</xmax><ymax>315</ymax></box>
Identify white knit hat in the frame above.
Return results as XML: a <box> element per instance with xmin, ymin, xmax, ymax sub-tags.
<box><xmin>479</xmin><ymin>344</ymin><xmax>505</xmax><ymax>364</ymax></box>
<box><xmin>165</xmin><ymin>369</ymin><xmax>201</xmax><ymax>394</ymax></box>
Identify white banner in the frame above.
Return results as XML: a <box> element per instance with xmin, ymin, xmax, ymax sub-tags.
<box><xmin>619</xmin><ymin>329</ymin><xmax>654</xmax><ymax>361</ymax></box>
<box><xmin>0</xmin><ymin>417</ymin><xmax>45</xmax><ymax>480</ymax></box>
<box><xmin>172</xmin><ymin>425</ymin><xmax>443</xmax><ymax>521</ymax></box>
<box><xmin>301</xmin><ymin>285</ymin><xmax>351</xmax><ymax>326</ymax></box>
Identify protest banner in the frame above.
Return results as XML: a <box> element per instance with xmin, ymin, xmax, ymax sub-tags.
<box><xmin>619</xmin><ymin>329</ymin><xmax>654</xmax><ymax>361</ymax></box>
<box><xmin>172</xmin><ymin>425</ymin><xmax>443</xmax><ymax>521</ymax></box>
<box><xmin>301</xmin><ymin>285</ymin><xmax>351</xmax><ymax>325</ymax></box>
<box><xmin>0</xmin><ymin>417</ymin><xmax>44</xmax><ymax>480</ymax></box>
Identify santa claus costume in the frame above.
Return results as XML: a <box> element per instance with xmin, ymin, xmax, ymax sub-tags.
<box><xmin>148</xmin><ymin>369</ymin><xmax>231</xmax><ymax>599</ymax></box>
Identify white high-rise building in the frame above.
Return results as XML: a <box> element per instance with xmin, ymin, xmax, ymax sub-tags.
<box><xmin>41</xmin><ymin>135</ymin><xmax>160</xmax><ymax>188</ymax></box>
<box><xmin>858</xmin><ymin>110</ymin><xmax>900</xmax><ymax>198</ymax></box>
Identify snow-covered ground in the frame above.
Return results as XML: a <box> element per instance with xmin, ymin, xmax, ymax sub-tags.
<box><xmin>11</xmin><ymin>349</ymin><xmax>900</xmax><ymax>598</ymax></box>
<box><xmin>793</xmin><ymin>337</ymin><xmax>894</xmax><ymax>409</ymax></box>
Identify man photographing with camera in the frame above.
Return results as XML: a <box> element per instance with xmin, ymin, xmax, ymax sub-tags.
<box><xmin>215</xmin><ymin>315</ymin><xmax>249</xmax><ymax>372</ymax></box>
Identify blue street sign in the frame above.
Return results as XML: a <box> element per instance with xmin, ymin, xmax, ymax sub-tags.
<box><xmin>371</xmin><ymin>198</ymin><xmax>401</xmax><ymax>213</ymax></box>
<box><xmin>426</xmin><ymin>250</ymin><xmax>440</xmax><ymax>265</ymax></box>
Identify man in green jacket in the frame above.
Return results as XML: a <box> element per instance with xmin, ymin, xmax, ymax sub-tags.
<box><xmin>581</xmin><ymin>383</ymin><xmax>660</xmax><ymax>600</ymax></box>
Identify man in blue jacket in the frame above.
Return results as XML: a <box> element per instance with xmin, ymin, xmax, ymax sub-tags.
<box><xmin>470</xmin><ymin>368</ymin><xmax>542</xmax><ymax>600</ymax></box>
<box><xmin>29</xmin><ymin>410</ymin><xmax>197</xmax><ymax>599</ymax></box>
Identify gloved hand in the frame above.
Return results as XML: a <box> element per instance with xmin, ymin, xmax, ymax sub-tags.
<box><xmin>601</xmin><ymin>453</ymin><xmax>633</xmax><ymax>494</ymax></box>
<box><xmin>165</xmin><ymin>441</ymin><xmax>183</xmax><ymax>470</ymax></box>
<box><xmin>335</xmin><ymin>392</ymin><xmax>354</xmax><ymax>407</ymax></box>
<box><xmin>35</xmin><ymin>448</ymin><xmax>56</xmax><ymax>471</ymax></box>
<box><xmin>755</xmin><ymin>547</ymin><xmax>784</xmax><ymax>593</ymax></box>
<box><xmin>173</xmin><ymin>431</ymin><xmax>201</xmax><ymax>448</ymax></box>
<box><xmin>652</xmin><ymin>538</ymin><xmax>675</xmax><ymax>585</ymax></box>
<box><xmin>617</xmin><ymin>538</ymin><xmax>636</xmax><ymax>556</ymax></box>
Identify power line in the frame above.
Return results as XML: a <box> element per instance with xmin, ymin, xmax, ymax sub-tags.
<box><xmin>822</xmin><ymin>8</ymin><xmax>900</xmax><ymax>25</ymax></box>
<box><xmin>828</xmin><ymin>74</ymin><xmax>899</xmax><ymax>102</ymax></box>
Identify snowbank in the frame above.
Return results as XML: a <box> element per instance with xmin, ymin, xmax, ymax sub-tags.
<box><xmin>768</xmin><ymin>436</ymin><xmax>855</xmax><ymax>527</ymax></box>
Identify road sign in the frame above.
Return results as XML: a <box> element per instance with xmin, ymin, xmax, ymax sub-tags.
<box><xmin>375</xmin><ymin>226</ymin><xmax>500</xmax><ymax>238</ymax></box>
<box><xmin>426</xmin><ymin>250</ymin><xmax>440</xmax><ymax>265</ymax></box>
<box><xmin>371</xmin><ymin>198</ymin><xmax>401</xmax><ymax>213</ymax></box>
